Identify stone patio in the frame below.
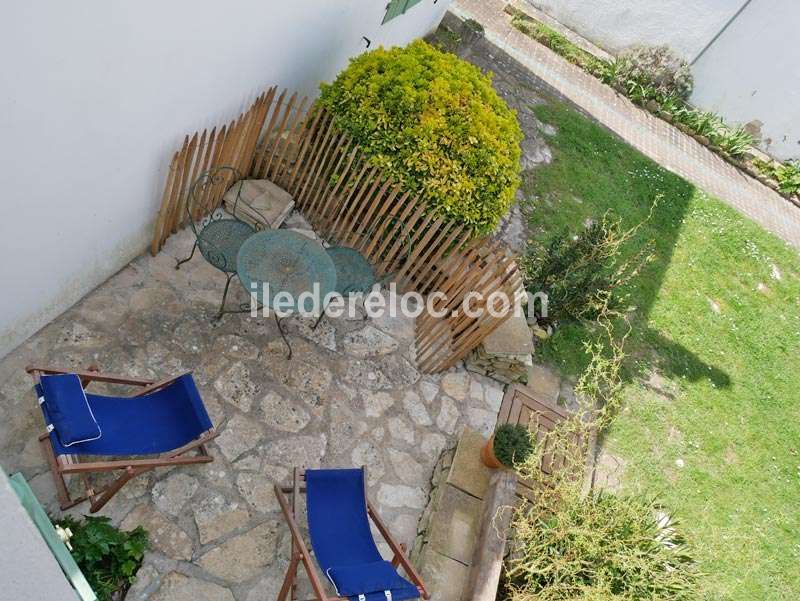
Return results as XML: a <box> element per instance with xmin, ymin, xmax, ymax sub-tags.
<box><xmin>0</xmin><ymin>227</ymin><xmax>504</xmax><ymax>600</ymax></box>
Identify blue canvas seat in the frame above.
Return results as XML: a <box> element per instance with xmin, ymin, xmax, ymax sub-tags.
<box><xmin>274</xmin><ymin>468</ymin><xmax>428</xmax><ymax>601</ymax></box>
<box><xmin>27</xmin><ymin>365</ymin><xmax>218</xmax><ymax>513</ymax></box>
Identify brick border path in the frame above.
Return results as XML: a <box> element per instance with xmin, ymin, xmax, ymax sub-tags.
<box><xmin>452</xmin><ymin>0</ymin><xmax>800</xmax><ymax>250</ymax></box>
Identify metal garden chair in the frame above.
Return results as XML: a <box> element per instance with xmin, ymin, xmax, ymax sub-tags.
<box><xmin>175</xmin><ymin>166</ymin><xmax>269</xmax><ymax>319</ymax></box>
<box><xmin>314</xmin><ymin>217</ymin><xmax>413</xmax><ymax>328</ymax></box>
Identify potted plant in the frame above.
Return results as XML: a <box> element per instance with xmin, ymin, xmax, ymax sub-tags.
<box><xmin>481</xmin><ymin>423</ymin><xmax>534</xmax><ymax>469</ymax></box>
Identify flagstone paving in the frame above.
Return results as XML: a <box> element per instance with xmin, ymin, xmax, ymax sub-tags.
<box><xmin>0</xmin><ymin>228</ymin><xmax>504</xmax><ymax>600</ymax></box>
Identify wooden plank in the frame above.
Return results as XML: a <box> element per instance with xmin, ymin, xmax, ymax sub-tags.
<box><xmin>150</xmin><ymin>151</ymin><xmax>179</xmax><ymax>255</ymax></box>
<box><xmin>262</xmin><ymin>91</ymin><xmax>297</xmax><ymax>178</ymax></box>
<box><xmin>183</xmin><ymin>128</ymin><xmax>207</xmax><ymax>223</ymax></box>
<box><xmin>286</xmin><ymin>107</ymin><xmax>324</xmax><ymax>194</ymax></box>
<box><xmin>314</xmin><ymin>140</ymin><xmax>357</xmax><ymax>231</ymax></box>
<box><xmin>249</xmin><ymin>86</ymin><xmax>279</xmax><ymax>176</ymax></box>
<box><xmin>268</xmin><ymin>95</ymin><xmax>309</xmax><ymax>183</ymax></box>
<box><xmin>253</xmin><ymin>88</ymin><xmax>285</xmax><ymax>177</ymax></box>
<box><xmin>203</xmin><ymin>123</ymin><xmax>228</xmax><ymax>213</ymax></box>
<box><xmin>305</xmin><ymin>132</ymin><xmax>351</xmax><ymax>222</ymax></box>
<box><xmin>193</xmin><ymin>126</ymin><xmax>218</xmax><ymax>219</ymax></box>
<box><xmin>296</xmin><ymin>113</ymin><xmax>338</xmax><ymax>208</ymax></box>
<box><xmin>169</xmin><ymin>134</ymin><xmax>195</xmax><ymax>233</ymax></box>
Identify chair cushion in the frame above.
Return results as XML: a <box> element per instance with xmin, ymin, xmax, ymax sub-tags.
<box><xmin>39</xmin><ymin>374</ymin><xmax>101</xmax><ymax>447</ymax></box>
<box><xmin>327</xmin><ymin>560</ymin><xmax>416</xmax><ymax>598</ymax></box>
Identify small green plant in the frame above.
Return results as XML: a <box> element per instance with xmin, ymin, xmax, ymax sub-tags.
<box><xmin>509</xmin><ymin>10</ymin><xmax>610</xmax><ymax>78</ymax></box>
<box><xmin>754</xmin><ymin>158</ymin><xmax>800</xmax><ymax>195</ymax></box>
<box><xmin>319</xmin><ymin>40</ymin><xmax>522</xmax><ymax>235</ymax></box>
<box><xmin>57</xmin><ymin>515</ymin><xmax>149</xmax><ymax>601</ymax></box>
<box><xmin>506</xmin><ymin>490</ymin><xmax>700</xmax><ymax>601</ymax></box>
<box><xmin>611</xmin><ymin>44</ymin><xmax>693</xmax><ymax>100</ymax></box>
<box><xmin>493</xmin><ymin>423</ymin><xmax>534</xmax><ymax>468</ymax></box>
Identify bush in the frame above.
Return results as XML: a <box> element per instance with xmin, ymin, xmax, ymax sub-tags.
<box><xmin>506</xmin><ymin>491</ymin><xmax>700</xmax><ymax>601</ymax></box>
<box><xmin>493</xmin><ymin>423</ymin><xmax>534</xmax><ymax>468</ymax></box>
<box><xmin>611</xmin><ymin>45</ymin><xmax>693</xmax><ymax>100</ymax></box>
<box><xmin>319</xmin><ymin>40</ymin><xmax>523</xmax><ymax>235</ymax></box>
<box><xmin>57</xmin><ymin>515</ymin><xmax>149</xmax><ymax>601</ymax></box>
<box><xmin>521</xmin><ymin>209</ymin><xmax>655</xmax><ymax>325</ymax></box>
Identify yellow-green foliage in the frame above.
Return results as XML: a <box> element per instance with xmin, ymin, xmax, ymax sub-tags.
<box><xmin>319</xmin><ymin>40</ymin><xmax>523</xmax><ymax>235</ymax></box>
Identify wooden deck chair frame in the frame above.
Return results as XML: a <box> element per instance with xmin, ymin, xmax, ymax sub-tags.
<box><xmin>26</xmin><ymin>365</ymin><xmax>218</xmax><ymax>514</ymax></box>
<box><xmin>274</xmin><ymin>467</ymin><xmax>430</xmax><ymax>601</ymax></box>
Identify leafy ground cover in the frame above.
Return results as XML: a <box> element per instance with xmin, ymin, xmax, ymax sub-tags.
<box><xmin>524</xmin><ymin>101</ymin><xmax>800</xmax><ymax>600</ymax></box>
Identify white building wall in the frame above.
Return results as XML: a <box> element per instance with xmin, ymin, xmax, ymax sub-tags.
<box><xmin>529</xmin><ymin>0</ymin><xmax>799</xmax><ymax>160</ymax></box>
<box><xmin>0</xmin><ymin>0</ymin><xmax>451</xmax><ymax>359</ymax></box>
<box><xmin>691</xmin><ymin>0</ymin><xmax>800</xmax><ymax>161</ymax></box>
<box><xmin>529</xmin><ymin>0</ymin><xmax>744</xmax><ymax>60</ymax></box>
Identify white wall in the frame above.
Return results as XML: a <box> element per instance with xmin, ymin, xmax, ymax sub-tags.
<box><xmin>691</xmin><ymin>0</ymin><xmax>800</xmax><ymax>161</ymax></box>
<box><xmin>529</xmin><ymin>0</ymin><xmax>744</xmax><ymax>60</ymax></box>
<box><xmin>0</xmin><ymin>0</ymin><xmax>451</xmax><ymax>359</ymax></box>
<box><xmin>528</xmin><ymin>0</ymin><xmax>800</xmax><ymax>160</ymax></box>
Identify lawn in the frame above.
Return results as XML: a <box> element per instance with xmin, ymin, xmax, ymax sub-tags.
<box><xmin>524</xmin><ymin>102</ymin><xmax>800</xmax><ymax>600</ymax></box>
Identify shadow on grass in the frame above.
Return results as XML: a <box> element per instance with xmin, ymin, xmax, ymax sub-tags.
<box><xmin>524</xmin><ymin>101</ymin><xmax>731</xmax><ymax>389</ymax></box>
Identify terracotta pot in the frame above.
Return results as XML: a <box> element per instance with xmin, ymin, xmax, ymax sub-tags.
<box><xmin>481</xmin><ymin>435</ymin><xmax>503</xmax><ymax>469</ymax></box>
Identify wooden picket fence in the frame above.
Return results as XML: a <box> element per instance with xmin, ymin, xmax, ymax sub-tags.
<box><xmin>150</xmin><ymin>87</ymin><xmax>523</xmax><ymax>372</ymax></box>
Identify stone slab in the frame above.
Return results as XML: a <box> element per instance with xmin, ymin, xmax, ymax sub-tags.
<box><xmin>446</xmin><ymin>428</ymin><xmax>491</xmax><ymax>499</ymax></box>
<box><xmin>480</xmin><ymin>314</ymin><xmax>533</xmax><ymax>355</ymax></box>
<box><xmin>426</xmin><ymin>484</ymin><xmax>482</xmax><ymax>565</ymax></box>
<box><xmin>524</xmin><ymin>363</ymin><xmax>561</xmax><ymax>404</ymax></box>
<box><xmin>419</xmin><ymin>548</ymin><xmax>469</xmax><ymax>601</ymax></box>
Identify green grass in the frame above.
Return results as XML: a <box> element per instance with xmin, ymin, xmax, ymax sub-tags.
<box><xmin>524</xmin><ymin>102</ymin><xmax>800</xmax><ymax>600</ymax></box>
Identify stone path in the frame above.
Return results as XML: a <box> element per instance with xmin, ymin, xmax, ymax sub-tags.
<box><xmin>0</xmin><ymin>227</ymin><xmax>504</xmax><ymax>601</ymax></box>
<box><xmin>452</xmin><ymin>0</ymin><xmax>800</xmax><ymax>250</ymax></box>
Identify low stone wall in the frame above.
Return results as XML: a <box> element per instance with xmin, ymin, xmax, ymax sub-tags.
<box><xmin>412</xmin><ymin>429</ymin><xmax>516</xmax><ymax>601</ymax></box>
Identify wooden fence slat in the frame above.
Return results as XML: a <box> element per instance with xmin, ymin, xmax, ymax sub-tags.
<box><xmin>253</xmin><ymin>88</ymin><xmax>285</xmax><ymax>177</ymax></box>
<box><xmin>305</xmin><ymin>133</ymin><xmax>350</xmax><ymax>221</ymax></box>
<box><xmin>151</xmin><ymin>151</ymin><xmax>180</xmax><ymax>254</ymax></box>
<box><xmin>296</xmin><ymin>114</ymin><xmax>338</xmax><ymax>208</ymax></box>
<box><xmin>262</xmin><ymin>91</ymin><xmax>297</xmax><ymax>179</ymax></box>
<box><xmin>268</xmin><ymin>95</ymin><xmax>309</xmax><ymax>184</ymax></box>
<box><xmin>170</xmin><ymin>134</ymin><xmax>196</xmax><ymax>233</ymax></box>
<box><xmin>286</xmin><ymin>107</ymin><xmax>325</xmax><ymax>195</ymax></box>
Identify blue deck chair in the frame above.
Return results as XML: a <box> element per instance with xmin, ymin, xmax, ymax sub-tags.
<box><xmin>26</xmin><ymin>365</ymin><xmax>218</xmax><ymax>513</ymax></box>
<box><xmin>274</xmin><ymin>468</ymin><xmax>429</xmax><ymax>601</ymax></box>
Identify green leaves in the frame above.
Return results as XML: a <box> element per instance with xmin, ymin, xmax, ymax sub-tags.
<box><xmin>319</xmin><ymin>40</ymin><xmax>522</xmax><ymax>236</ymax></box>
<box><xmin>57</xmin><ymin>515</ymin><xmax>149</xmax><ymax>601</ymax></box>
<box><xmin>494</xmin><ymin>423</ymin><xmax>535</xmax><ymax>468</ymax></box>
<box><xmin>506</xmin><ymin>491</ymin><xmax>700</xmax><ymax>600</ymax></box>
<box><xmin>753</xmin><ymin>158</ymin><xmax>800</xmax><ymax>195</ymax></box>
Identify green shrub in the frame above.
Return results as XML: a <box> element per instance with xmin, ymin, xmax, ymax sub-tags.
<box><xmin>521</xmin><ymin>209</ymin><xmax>655</xmax><ymax>325</ymax></box>
<box><xmin>506</xmin><ymin>491</ymin><xmax>699</xmax><ymax>601</ymax></box>
<box><xmin>57</xmin><ymin>515</ymin><xmax>149</xmax><ymax>601</ymax></box>
<box><xmin>493</xmin><ymin>423</ymin><xmax>534</xmax><ymax>468</ymax></box>
<box><xmin>319</xmin><ymin>40</ymin><xmax>523</xmax><ymax>235</ymax></box>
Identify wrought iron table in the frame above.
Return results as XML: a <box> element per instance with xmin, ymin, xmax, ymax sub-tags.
<box><xmin>236</xmin><ymin>230</ymin><xmax>336</xmax><ymax>359</ymax></box>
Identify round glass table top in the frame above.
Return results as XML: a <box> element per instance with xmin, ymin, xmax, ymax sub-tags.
<box><xmin>237</xmin><ymin>230</ymin><xmax>336</xmax><ymax>314</ymax></box>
